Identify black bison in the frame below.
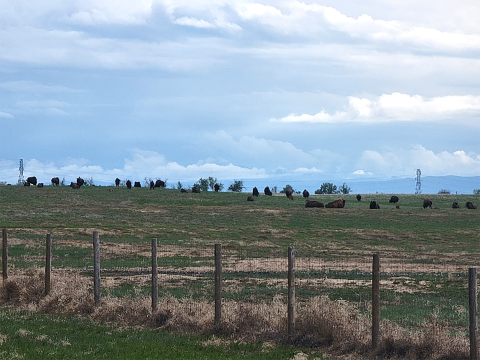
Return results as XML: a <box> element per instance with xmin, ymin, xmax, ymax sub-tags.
<box><xmin>452</xmin><ymin>202</ymin><xmax>460</xmax><ymax>209</ymax></box>
<box><xmin>356</xmin><ymin>194</ymin><xmax>361</xmax><ymax>202</ymax></box>
<box><xmin>466</xmin><ymin>201</ymin><xmax>477</xmax><ymax>209</ymax></box>
<box><xmin>303</xmin><ymin>189</ymin><xmax>310</xmax><ymax>198</ymax></box>
<box><xmin>115</xmin><ymin>178</ymin><xmax>120</xmax><ymax>187</ymax></box>
<box><xmin>370</xmin><ymin>201</ymin><xmax>380</xmax><ymax>209</ymax></box>
<box><xmin>77</xmin><ymin>177</ymin><xmax>85</xmax><ymax>188</ymax></box>
<box><xmin>126</xmin><ymin>180</ymin><xmax>132</xmax><ymax>189</ymax></box>
<box><xmin>26</xmin><ymin>176</ymin><xmax>37</xmax><ymax>186</ymax></box>
<box><xmin>180</xmin><ymin>188</ymin><xmax>188</xmax><ymax>193</ymax></box>
<box><xmin>214</xmin><ymin>183</ymin><xmax>220</xmax><ymax>192</ymax></box>
<box><xmin>51</xmin><ymin>177</ymin><xmax>60</xmax><ymax>186</ymax></box>
<box><xmin>155</xmin><ymin>180</ymin><xmax>165</xmax><ymax>188</ymax></box>
<box><xmin>70</xmin><ymin>182</ymin><xmax>79</xmax><ymax>189</ymax></box>
<box><xmin>247</xmin><ymin>196</ymin><xmax>254</xmax><ymax>201</ymax></box>
<box><xmin>134</xmin><ymin>181</ymin><xmax>141</xmax><ymax>188</ymax></box>
<box><xmin>305</xmin><ymin>200</ymin><xmax>324</xmax><ymax>208</ymax></box>
<box><xmin>252</xmin><ymin>187</ymin><xmax>259</xmax><ymax>197</ymax></box>
<box><xmin>423</xmin><ymin>199</ymin><xmax>433</xmax><ymax>209</ymax></box>
<box><xmin>192</xmin><ymin>186</ymin><xmax>200</xmax><ymax>193</ymax></box>
<box><xmin>264</xmin><ymin>186</ymin><xmax>272</xmax><ymax>196</ymax></box>
<box><xmin>325</xmin><ymin>199</ymin><xmax>345</xmax><ymax>208</ymax></box>
<box><xmin>149</xmin><ymin>180</ymin><xmax>155</xmax><ymax>190</ymax></box>
<box><xmin>37</xmin><ymin>183</ymin><xmax>44</xmax><ymax>188</ymax></box>
<box><xmin>389</xmin><ymin>195</ymin><xmax>399</xmax><ymax>204</ymax></box>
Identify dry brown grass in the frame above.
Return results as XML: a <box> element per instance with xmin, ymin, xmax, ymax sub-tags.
<box><xmin>0</xmin><ymin>269</ymin><xmax>471</xmax><ymax>359</ymax></box>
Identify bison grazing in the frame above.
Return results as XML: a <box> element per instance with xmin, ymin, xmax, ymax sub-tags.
<box><xmin>452</xmin><ymin>202</ymin><xmax>460</xmax><ymax>209</ymax></box>
<box><xmin>51</xmin><ymin>177</ymin><xmax>60</xmax><ymax>186</ymax></box>
<box><xmin>126</xmin><ymin>180</ymin><xmax>132</xmax><ymax>189</ymax></box>
<box><xmin>264</xmin><ymin>186</ymin><xmax>272</xmax><ymax>196</ymax></box>
<box><xmin>77</xmin><ymin>177</ymin><xmax>85</xmax><ymax>188</ymax></box>
<box><xmin>247</xmin><ymin>196</ymin><xmax>254</xmax><ymax>202</ymax></box>
<box><xmin>252</xmin><ymin>187</ymin><xmax>259</xmax><ymax>197</ymax></box>
<box><xmin>134</xmin><ymin>181</ymin><xmax>141</xmax><ymax>188</ymax></box>
<box><xmin>389</xmin><ymin>195</ymin><xmax>399</xmax><ymax>204</ymax></box>
<box><xmin>285</xmin><ymin>189</ymin><xmax>294</xmax><ymax>200</ymax></box>
<box><xmin>305</xmin><ymin>200</ymin><xmax>324</xmax><ymax>208</ymax></box>
<box><xmin>325</xmin><ymin>199</ymin><xmax>345</xmax><ymax>208</ymax></box>
<box><xmin>26</xmin><ymin>176</ymin><xmax>37</xmax><ymax>186</ymax></box>
<box><xmin>155</xmin><ymin>180</ymin><xmax>165</xmax><ymax>188</ymax></box>
<box><xmin>150</xmin><ymin>180</ymin><xmax>155</xmax><ymax>190</ymax></box>
<box><xmin>303</xmin><ymin>189</ymin><xmax>310</xmax><ymax>198</ymax></box>
<box><xmin>115</xmin><ymin>178</ymin><xmax>120</xmax><ymax>187</ymax></box>
<box><xmin>466</xmin><ymin>201</ymin><xmax>477</xmax><ymax>209</ymax></box>
<box><xmin>214</xmin><ymin>183</ymin><xmax>220</xmax><ymax>192</ymax></box>
<box><xmin>369</xmin><ymin>201</ymin><xmax>380</xmax><ymax>209</ymax></box>
<box><xmin>356</xmin><ymin>194</ymin><xmax>361</xmax><ymax>202</ymax></box>
<box><xmin>423</xmin><ymin>199</ymin><xmax>433</xmax><ymax>209</ymax></box>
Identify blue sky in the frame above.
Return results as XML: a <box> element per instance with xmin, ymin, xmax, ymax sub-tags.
<box><xmin>1</xmin><ymin>1</ymin><xmax>479</xmax><ymax>191</ymax></box>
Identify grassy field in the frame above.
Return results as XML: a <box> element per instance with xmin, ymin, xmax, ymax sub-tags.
<box><xmin>0</xmin><ymin>185</ymin><xmax>479</xmax><ymax>359</ymax></box>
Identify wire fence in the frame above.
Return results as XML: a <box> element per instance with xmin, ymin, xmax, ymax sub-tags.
<box><xmin>1</xmin><ymin>228</ymin><xmax>478</xmax><ymax>356</ymax></box>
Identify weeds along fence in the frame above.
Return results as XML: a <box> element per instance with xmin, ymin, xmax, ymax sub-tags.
<box><xmin>1</xmin><ymin>228</ymin><xmax>479</xmax><ymax>356</ymax></box>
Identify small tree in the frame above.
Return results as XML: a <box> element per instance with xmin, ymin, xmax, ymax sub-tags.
<box><xmin>228</xmin><ymin>180</ymin><xmax>244</xmax><ymax>192</ymax></box>
<box><xmin>197</xmin><ymin>178</ymin><xmax>210</xmax><ymax>192</ymax></box>
<box><xmin>473</xmin><ymin>189</ymin><xmax>480</xmax><ymax>195</ymax></box>
<box><xmin>315</xmin><ymin>182</ymin><xmax>338</xmax><ymax>194</ymax></box>
<box><xmin>281</xmin><ymin>184</ymin><xmax>294</xmax><ymax>194</ymax></box>
<box><xmin>438</xmin><ymin>189</ymin><xmax>451</xmax><ymax>194</ymax></box>
<box><xmin>85</xmin><ymin>177</ymin><xmax>95</xmax><ymax>186</ymax></box>
<box><xmin>339</xmin><ymin>183</ymin><xmax>351</xmax><ymax>194</ymax></box>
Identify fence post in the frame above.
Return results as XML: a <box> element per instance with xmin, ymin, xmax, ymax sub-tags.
<box><xmin>372</xmin><ymin>253</ymin><xmax>380</xmax><ymax>349</ymax></box>
<box><xmin>93</xmin><ymin>231</ymin><xmax>100</xmax><ymax>305</ymax></box>
<box><xmin>45</xmin><ymin>233</ymin><xmax>52</xmax><ymax>295</ymax></box>
<box><xmin>288</xmin><ymin>246</ymin><xmax>295</xmax><ymax>340</ymax></box>
<box><xmin>469</xmin><ymin>268</ymin><xmax>478</xmax><ymax>360</ymax></box>
<box><xmin>152</xmin><ymin>238</ymin><xmax>158</xmax><ymax>312</ymax></box>
<box><xmin>214</xmin><ymin>243</ymin><xmax>222</xmax><ymax>329</ymax></box>
<box><xmin>2</xmin><ymin>228</ymin><xmax>7</xmax><ymax>281</ymax></box>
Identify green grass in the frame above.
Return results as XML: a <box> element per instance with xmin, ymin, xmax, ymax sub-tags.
<box><xmin>0</xmin><ymin>308</ymin><xmax>323</xmax><ymax>359</ymax></box>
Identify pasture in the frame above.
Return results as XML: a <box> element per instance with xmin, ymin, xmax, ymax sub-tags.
<box><xmin>0</xmin><ymin>184</ymin><xmax>479</xmax><ymax>359</ymax></box>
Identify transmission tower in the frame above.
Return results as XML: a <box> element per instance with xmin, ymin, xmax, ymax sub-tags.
<box><xmin>18</xmin><ymin>158</ymin><xmax>25</xmax><ymax>185</ymax></box>
<box><xmin>415</xmin><ymin>169</ymin><xmax>421</xmax><ymax>194</ymax></box>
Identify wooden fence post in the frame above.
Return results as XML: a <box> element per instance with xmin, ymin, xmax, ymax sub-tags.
<box><xmin>2</xmin><ymin>228</ymin><xmax>7</xmax><ymax>281</ymax></box>
<box><xmin>45</xmin><ymin>233</ymin><xmax>52</xmax><ymax>296</ymax></box>
<box><xmin>93</xmin><ymin>231</ymin><xmax>100</xmax><ymax>305</ymax></box>
<box><xmin>372</xmin><ymin>253</ymin><xmax>380</xmax><ymax>349</ymax></box>
<box><xmin>214</xmin><ymin>243</ymin><xmax>222</xmax><ymax>329</ymax></box>
<box><xmin>152</xmin><ymin>238</ymin><xmax>158</xmax><ymax>312</ymax></box>
<box><xmin>469</xmin><ymin>268</ymin><xmax>478</xmax><ymax>360</ymax></box>
<box><xmin>288</xmin><ymin>246</ymin><xmax>295</xmax><ymax>340</ymax></box>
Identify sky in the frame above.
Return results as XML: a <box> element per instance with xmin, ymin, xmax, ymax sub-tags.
<box><xmin>1</xmin><ymin>1</ymin><xmax>479</xmax><ymax>192</ymax></box>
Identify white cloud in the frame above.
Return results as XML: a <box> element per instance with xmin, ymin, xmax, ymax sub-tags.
<box><xmin>271</xmin><ymin>92</ymin><xmax>480</xmax><ymax>124</ymax></box>
<box><xmin>0</xmin><ymin>111</ymin><xmax>14</xmax><ymax>119</ymax></box>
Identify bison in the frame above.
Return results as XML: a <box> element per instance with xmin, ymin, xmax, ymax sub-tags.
<box><xmin>285</xmin><ymin>189</ymin><xmax>294</xmax><ymax>200</ymax></box>
<box><xmin>389</xmin><ymin>195</ymin><xmax>399</xmax><ymax>204</ymax></box>
<box><xmin>247</xmin><ymin>196</ymin><xmax>254</xmax><ymax>202</ymax></box>
<box><xmin>252</xmin><ymin>187</ymin><xmax>259</xmax><ymax>197</ymax></box>
<box><xmin>423</xmin><ymin>199</ymin><xmax>432</xmax><ymax>209</ymax></box>
<box><xmin>214</xmin><ymin>183</ymin><xmax>220</xmax><ymax>192</ymax></box>
<box><xmin>51</xmin><ymin>177</ymin><xmax>60</xmax><ymax>186</ymax></box>
<box><xmin>70</xmin><ymin>182</ymin><xmax>79</xmax><ymax>189</ymax></box>
<box><xmin>134</xmin><ymin>181</ymin><xmax>141</xmax><ymax>188</ymax></box>
<box><xmin>356</xmin><ymin>194</ymin><xmax>361</xmax><ymax>202</ymax></box>
<box><xmin>150</xmin><ymin>180</ymin><xmax>155</xmax><ymax>190</ymax></box>
<box><xmin>452</xmin><ymin>202</ymin><xmax>460</xmax><ymax>209</ymax></box>
<box><xmin>155</xmin><ymin>180</ymin><xmax>165</xmax><ymax>188</ymax></box>
<box><xmin>115</xmin><ymin>178</ymin><xmax>120</xmax><ymax>187</ymax></box>
<box><xmin>37</xmin><ymin>183</ymin><xmax>44</xmax><ymax>188</ymax></box>
<box><xmin>370</xmin><ymin>201</ymin><xmax>380</xmax><ymax>209</ymax></box>
<box><xmin>126</xmin><ymin>180</ymin><xmax>132</xmax><ymax>189</ymax></box>
<box><xmin>192</xmin><ymin>186</ymin><xmax>200</xmax><ymax>193</ymax></box>
<box><xmin>77</xmin><ymin>177</ymin><xmax>85</xmax><ymax>188</ymax></box>
<box><xmin>264</xmin><ymin>186</ymin><xmax>272</xmax><ymax>196</ymax></box>
<box><xmin>303</xmin><ymin>189</ymin><xmax>310</xmax><ymax>198</ymax></box>
<box><xmin>466</xmin><ymin>201</ymin><xmax>477</xmax><ymax>209</ymax></box>
<box><xmin>305</xmin><ymin>200</ymin><xmax>324</xmax><ymax>208</ymax></box>
<box><xmin>180</xmin><ymin>188</ymin><xmax>188</xmax><ymax>193</ymax></box>
<box><xmin>325</xmin><ymin>199</ymin><xmax>345</xmax><ymax>208</ymax></box>
<box><xmin>26</xmin><ymin>176</ymin><xmax>37</xmax><ymax>186</ymax></box>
